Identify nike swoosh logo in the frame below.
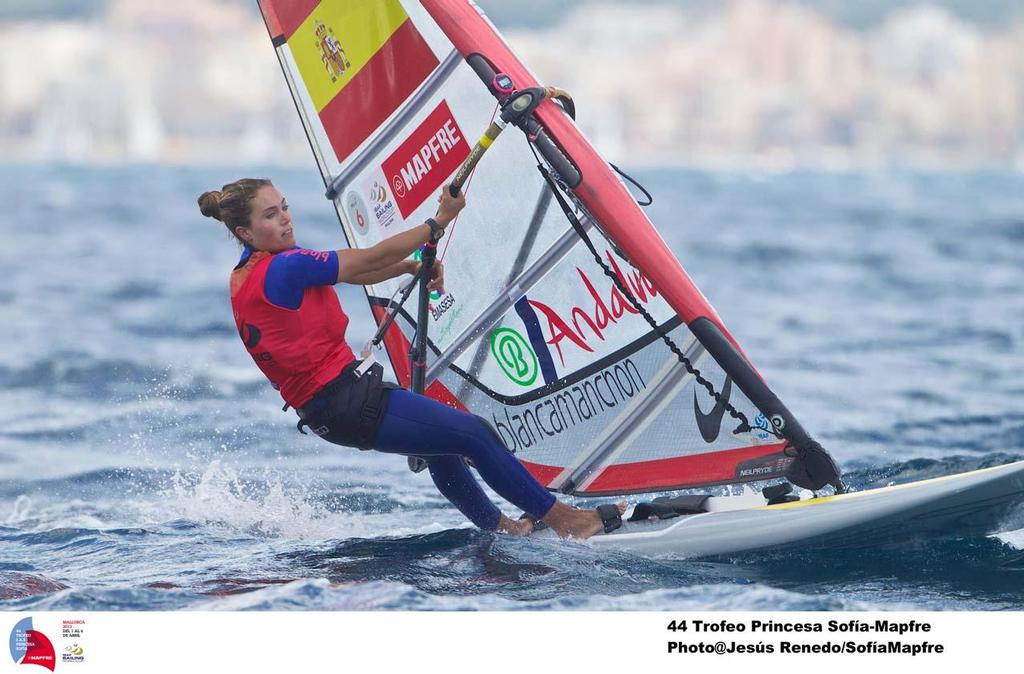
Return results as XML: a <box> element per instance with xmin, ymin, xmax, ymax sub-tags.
<box><xmin>694</xmin><ymin>376</ymin><xmax>733</xmax><ymax>444</ymax></box>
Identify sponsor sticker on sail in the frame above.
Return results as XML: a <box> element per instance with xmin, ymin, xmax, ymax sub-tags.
<box><xmin>381</xmin><ymin>100</ymin><xmax>470</xmax><ymax>218</ymax></box>
<box><xmin>368</xmin><ymin>180</ymin><xmax>397</xmax><ymax>229</ymax></box>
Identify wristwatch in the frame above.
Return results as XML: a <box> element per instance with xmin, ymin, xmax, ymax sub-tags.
<box><xmin>425</xmin><ymin>217</ymin><xmax>445</xmax><ymax>241</ymax></box>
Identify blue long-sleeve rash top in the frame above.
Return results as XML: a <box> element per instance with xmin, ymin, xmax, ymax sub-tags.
<box><xmin>238</xmin><ymin>246</ymin><xmax>340</xmax><ymax>310</ymax></box>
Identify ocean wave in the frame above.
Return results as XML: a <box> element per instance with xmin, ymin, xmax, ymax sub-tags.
<box><xmin>189</xmin><ymin>578</ymin><xmax>872</xmax><ymax>611</ymax></box>
<box><xmin>0</xmin><ymin>353</ymin><xmax>266</xmax><ymax>404</ymax></box>
<box><xmin>3</xmin><ymin>166</ymin><xmax>1022</xmax><ymax>611</ymax></box>
<box><xmin>0</xmin><ymin>572</ymin><xmax>69</xmax><ymax>601</ymax></box>
<box><xmin>841</xmin><ymin>452</ymin><xmax>1024</xmax><ymax>490</ymax></box>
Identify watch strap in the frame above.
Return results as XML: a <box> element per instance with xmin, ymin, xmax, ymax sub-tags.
<box><xmin>425</xmin><ymin>217</ymin><xmax>444</xmax><ymax>241</ymax></box>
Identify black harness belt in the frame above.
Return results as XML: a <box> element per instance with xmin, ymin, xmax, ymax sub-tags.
<box><xmin>295</xmin><ymin>359</ymin><xmax>399</xmax><ymax>450</ymax></box>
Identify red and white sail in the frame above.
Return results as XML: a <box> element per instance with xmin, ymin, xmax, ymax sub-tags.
<box><xmin>257</xmin><ymin>0</ymin><xmax>793</xmax><ymax>496</ymax></box>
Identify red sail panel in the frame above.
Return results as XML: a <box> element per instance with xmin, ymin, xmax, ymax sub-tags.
<box><xmin>318</xmin><ymin>19</ymin><xmax>440</xmax><ymax>164</ymax></box>
<box><xmin>258</xmin><ymin>0</ymin><xmax>320</xmax><ymax>40</ymax></box>
<box><xmin>521</xmin><ymin>462</ymin><xmax>567</xmax><ymax>489</ymax></box>
<box><xmin>257</xmin><ymin>0</ymin><xmax>285</xmax><ymax>40</ymax></box>
<box><xmin>582</xmin><ymin>443</ymin><xmax>791</xmax><ymax>496</ymax></box>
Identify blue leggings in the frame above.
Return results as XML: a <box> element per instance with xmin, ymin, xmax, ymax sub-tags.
<box><xmin>374</xmin><ymin>389</ymin><xmax>557</xmax><ymax>530</ymax></box>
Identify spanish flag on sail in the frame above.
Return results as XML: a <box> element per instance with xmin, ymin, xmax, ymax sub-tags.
<box><xmin>260</xmin><ymin>0</ymin><xmax>440</xmax><ymax>163</ymax></box>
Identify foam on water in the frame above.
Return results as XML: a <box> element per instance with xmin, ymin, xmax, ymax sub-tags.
<box><xmin>162</xmin><ymin>460</ymin><xmax>459</xmax><ymax>542</ymax></box>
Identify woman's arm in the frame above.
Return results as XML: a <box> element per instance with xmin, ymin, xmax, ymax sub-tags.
<box><xmin>335</xmin><ymin>185</ymin><xmax>464</xmax><ymax>284</ymax></box>
<box><xmin>346</xmin><ymin>259</ymin><xmax>417</xmax><ymax>285</ymax></box>
<box><xmin>348</xmin><ymin>259</ymin><xmax>446</xmax><ymax>293</ymax></box>
<box><xmin>334</xmin><ymin>223</ymin><xmax>430</xmax><ymax>284</ymax></box>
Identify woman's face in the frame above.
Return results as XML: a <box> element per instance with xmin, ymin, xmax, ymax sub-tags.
<box><xmin>236</xmin><ymin>185</ymin><xmax>295</xmax><ymax>253</ymax></box>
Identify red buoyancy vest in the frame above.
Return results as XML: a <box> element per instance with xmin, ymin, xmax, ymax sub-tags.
<box><xmin>230</xmin><ymin>251</ymin><xmax>356</xmax><ymax>408</ymax></box>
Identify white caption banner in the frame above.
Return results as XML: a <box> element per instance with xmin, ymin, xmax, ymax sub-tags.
<box><xmin>4</xmin><ymin>611</ymin><xmax>1020</xmax><ymax>673</ymax></box>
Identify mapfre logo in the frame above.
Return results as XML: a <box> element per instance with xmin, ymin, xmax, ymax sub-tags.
<box><xmin>381</xmin><ymin>100</ymin><xmax>470</xmax><ymax>218</ymax></box>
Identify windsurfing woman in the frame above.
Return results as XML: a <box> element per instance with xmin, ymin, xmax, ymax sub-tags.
<box><xmin>199</xmin><ymin>178</ymin><xmax>625</xmax><ymax>539</ymax></box>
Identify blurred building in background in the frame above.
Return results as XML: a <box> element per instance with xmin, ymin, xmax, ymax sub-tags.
<box><xmin>0</xmin><ymin>0</ymin><xmax>1021</xmax><ymax>168</ymax></box>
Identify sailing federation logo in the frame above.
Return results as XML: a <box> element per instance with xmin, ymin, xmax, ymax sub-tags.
<box><xmin>314</xmin><ymin>20</ymin><xmax>351</xmax><ymax>83</ymax></box>
<box><xmin>9</xmin><ymin>617</ymin><xmax>56</xmax><ymax>671</ymax></box>
<box><xmin>381</xmin><ymin>100</ymin><xmax>470</xmax><ymax>218</ymax></box>
<box><xmin>369</xmin><ymin>180</ymin><xmax>397</xmax><ymax>229</ymax></box>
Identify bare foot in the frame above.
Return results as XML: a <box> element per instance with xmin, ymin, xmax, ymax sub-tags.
<box><xmin>541</xmin><ymin>501</ymin><xmax>627</xmax><ymax>540</ymax></box>
<box><xmin>496</xmin><ymin>513</ymin><xmax>534</xmax><ymax>537</ymax></box>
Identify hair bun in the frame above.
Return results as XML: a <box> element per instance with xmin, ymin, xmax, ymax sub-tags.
<box><xmin>198</xmin><ymin>190</ymin><xmax>223</xmax><ymax>221</ymax></box>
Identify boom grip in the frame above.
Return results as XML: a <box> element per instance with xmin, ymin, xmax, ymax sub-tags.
<box><xmin>449</xmin><ymin>128</ymin><xmax>493</xmax><ymax>199</ymax></box>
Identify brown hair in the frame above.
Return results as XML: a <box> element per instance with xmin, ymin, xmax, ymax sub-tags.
<box><xmin>198</xmin><ymin>178</ymin><xmax>273</xmax><ymax>244</ymax></box>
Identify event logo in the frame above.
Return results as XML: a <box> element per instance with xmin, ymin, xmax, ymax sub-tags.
<box><xmin>381</xmin><ymin>100</ymin><xmax>470</xmax><ymax>218</ymax></box>
<box><xmin>314</xmin><ymin>20</ymin><xmax>351</xmax><ymax>83</ymax></box>
<box><xmin>490</xmin><ymin>327</ymin><xmax>539</xmax><ymax>387</ymax></box>
<box><xmin>63</xmin><ymin>644</ymin><xmax>84</xmax><ymax>662</ymax></box>
<box><xmin>9</xmin><ymin>617</ymin><xmax>56</xmax><ymax>671</ymax></box>
<box><xmin>368</xmin><ymin>180</ymin><xmax>397</xmax><ymax>229</ymax></box>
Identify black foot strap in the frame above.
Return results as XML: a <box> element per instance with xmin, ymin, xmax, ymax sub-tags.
<box><xmin>596</xmin><ymin>504</ymin><xmax>623</xmax><ymax>534</ymax></box>
<box><xmin>627</xmin><ymin>494</ymin><xmax>711</xmax><ymax>522</ymax></box>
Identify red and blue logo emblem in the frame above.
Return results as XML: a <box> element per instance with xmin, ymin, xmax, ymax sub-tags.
<box><xmin>9</xmin><ymin>617</ymin><xmax>56</xmax><ymax>671</ymax></box>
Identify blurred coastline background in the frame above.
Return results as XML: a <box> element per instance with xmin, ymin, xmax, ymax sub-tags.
<box><xmin>1</xmin><ymin>0</ymin><xmax>1022</xmax><ymax>169</ymax></box>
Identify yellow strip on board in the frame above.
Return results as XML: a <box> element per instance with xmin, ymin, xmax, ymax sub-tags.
<box><xmin>762</xmin><ymin>461</ymin><xmax>1022</xmax><ymax>510</ymax></box>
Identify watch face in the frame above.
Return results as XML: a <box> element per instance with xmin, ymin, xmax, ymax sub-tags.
<box><xmin>493</xmin><ymin>73</ymin><xmax>514</xmax><ymax>94</ymax></box>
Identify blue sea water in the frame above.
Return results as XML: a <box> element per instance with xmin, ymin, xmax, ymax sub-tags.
<box><xmin>1</xmin><ymin>164</ymin><xmax>1022</xmax><ymax>611</ymax></box>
